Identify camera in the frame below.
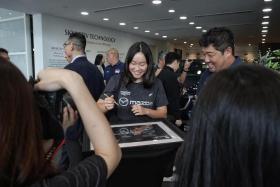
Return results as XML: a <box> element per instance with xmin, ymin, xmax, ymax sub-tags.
<box><xmin>29</xmin><ymin>77</ymin><xmax>76</xmax><ymax>140</ymax></box>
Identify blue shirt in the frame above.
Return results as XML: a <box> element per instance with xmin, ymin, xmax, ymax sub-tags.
<box><xmin>197</xmin><ymin>56</ymin><xmax>243</xmax><ymax>94</ymax></box>
<box><xmin>104</xmin><ymin>61</ymin><xmax>124</xmax><ymax>83</ymax></box>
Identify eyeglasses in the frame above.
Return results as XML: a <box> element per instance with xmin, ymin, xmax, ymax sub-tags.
<box><xmin>63</xmin><ymin>41</ymin><xmax>71</xmax><ymax>48</ymax></box>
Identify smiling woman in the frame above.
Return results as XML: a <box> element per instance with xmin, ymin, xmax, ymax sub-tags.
<box><xmin>97</xmin><ymin>41</ymin><xmax>168</xmax><ymax>123</ymax></box>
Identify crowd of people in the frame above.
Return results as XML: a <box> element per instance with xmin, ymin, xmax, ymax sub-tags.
<box><xmin>0</xmin><ymin>26</ymin><xmax>279</xmax><ymax>187</ymax></box>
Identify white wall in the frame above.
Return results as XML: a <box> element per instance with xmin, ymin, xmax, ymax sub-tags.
<box><xmin>33</xmin><ymin>14</ymin><xmax>166</xmax><ymax>75</ymax></box>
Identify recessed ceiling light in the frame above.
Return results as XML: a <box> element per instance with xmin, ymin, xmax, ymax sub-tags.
<box><xmin>168</xmin><ymin>9</ymin><xmax>175</xmax><ymax>13</ymax></box>
<box><xmin>189</xmin><ymin>22</ymin><xmax>195</xmax><ymax>25</ymax></box>
<box><xmin>152</xmin><ymin>0</ymin><xmax>162</xmax><ymax>5</ymax></box>
<box><xmin>263</xmin><ymin>15</ymin><xmax>270</xmax><ymax>19</ymax></box>
<box><xmin>103</xmin><ymin>18</ymin><xmax>109</xmax><ymax>21</ymax></box>
<box><xmin>202</xmin><ymin>29</ymin><xmax>207</xmax><ymax>33</ymax></box>
<box><xmin>195</xmin><ymin>26</ymin><xmax>202</xmax><ymax>29</ymax></box>
<box><xmin>162</xmin><ymin>35</ymin><xmax>167</xmax><ymax>38</ymax></box>
<box><xmin>155</xmin><ymin>33</ymin><xmax>159</xmax><ymax>35</ymax></box>
<box><xmin>264</xmin><ymin>0</ymin><xmax>272</xmax><ymax>2</ymax></box>
<box><xmin>174</xmin><ymin>38</ymin><xmax>177</xmax><ymax>40</ymax></box>
<box><xmin>262</xmin><ymin>26</ymin><xmax>268</xmax><ymax>29</ymax></box>
<box><xmin>145</xmin><ymin>30</ymin><xmax>150</xmax><ymax>33</ymax></box>
<box><xmin>262</xmin><ymin>38</ymin><xmax>266</xmax><ymax>41</ymax></box>
<box><xmin>184</xmin><ymin>41</ymin><xmax>187</xmax><ymax>44</ymax></box>
<box><xmin>133</xmin><ymin>26</ymin><xmax>139</xmax><ymax>30</ymax></box>
<box><xmin>262</xmin><ymin>41</ymin><xmax>265</xmax><ymax>44</ymax></box>
<box><xmin>262</xmin><ymin>34</ymin><xmax>267</xmax><ymax>37</ymax></box>
<box><xmin>262</xmin><ymin>8</ymin><xmax>272</xmax><ymax>12</ymax></box>
<box><xmin>248</xmin><ymin>43</ymin><xmax>251</xmax><ymax>46</ymax></box>
<box><xmin>262</xmin><ymin>21</ymin><xmax>269</xmax><ymax>25</ymax></box>
<box><xmin>262</xmin><ymin>30</ymin><xmax>268</xmax><ymax>33</ymax></box>
<box><xmin>179</xmin><ymin>16</ymin><xmax>187</xmax><ymax>20</ymax></box>
<box><xmin>81</xmin><ymin>11</ymin><xmax>89</xmax><ymax>15</ymax></box>
<box><xmin>119</xmin><ymin>22</ymin><xmax>126</xmax><ymax>26</ymax></box>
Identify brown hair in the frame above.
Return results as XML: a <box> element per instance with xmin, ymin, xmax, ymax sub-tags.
<box><xmin>0</xmin><ymin>60</ymin><xmax>54</xmax><ymax>186</ymax></box>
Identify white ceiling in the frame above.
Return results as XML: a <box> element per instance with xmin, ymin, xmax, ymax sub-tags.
<box><xmin>0</xmin><ymin>0</ymin><xmax>279</xmax><ymax>47</ymax></box>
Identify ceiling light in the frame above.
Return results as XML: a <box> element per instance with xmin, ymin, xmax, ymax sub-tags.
<box><xmin>184</xmin><ymin>41</ymin><xmax>187</xmax><ymax>44</ymax></box>
<box><xmin>262</xmin><ymin>21</ymin><xmax>269</xmax><ymax>25</ymax></box>
<box><xmin>174</xmin><ymin>38</ymin><xmax>177</xmax><ymax>40</ymax></box>
<box><xmin>202</xmin><ymin>29</ymin><xmax>207</xmax><ymax>33</ymax></box>
<box><xmin>262</xmin><ymin>34</ymin><xmax>267</xmax><ymax>37</ymax></box>
<box><xmin>189</xmin><ymin>22</ymin><xmax>195</xmax><ymax>25</ymax></box>
<box><xmin>262</xmin><ymin>38</ymin><xmax>266</xmax><ymax>40</ymax></box>
<box><xmin>262</xmin><ymin>8</ymin><xmax>272</xmax><ymax>12</ymax></box>
<box><xmin>195</xmin><ymin>26</ymin><xmax>202</xmax><ymax>29</ymax></box>
<box><xmin>8</xmin><ymin>12</ymin><xmax>12</xmax><ymax>15</ymax></box>
<box><xmin>262</xmin><ymin>41</ymin><xmax>265</xmax><ymax>44</ymax></box>
<box><xmin>145</xmin><ymin>30</ymin><xmax>150</xmax><ymax>33</ymax></box>
<box><xmin>162</xmin><ymin>35</ymin><xmax>167</xmax><ymax>38</ymax></box>
<box><xmin>262</xmin><ymin>26</ymin><xmax>268</xmax><ymax>29</ymax></box>
<box><xmin>133</xmin><ymin>26</ymin><xmax>139</xmax><ymax>29</ymax></box>
<box><xmin>81</xmin><ymin>11</ymin><xmax>89</xmax><ymax>15</ymax></box>
<box><xmin>263</xmin><ymin>15</ymin><xmax>270</xmax><ymax>19</ymax></box>
<box><xmin>152</xmin><ymin>0</ymin><xmax>162</xmax><ymax>5</ymax></box>
<box><xmin>168</xmin><ymin>9</ymin><xmax>175</xmax><ymax>13</ymax></box>
<box><xmin>179</xmin><ymin>16</ymin><xmax>187</xmax><ymax>20</ymax></box>
<box><xmin>103</xmin><ymin>18</ymin><xmax>109</xmax><ymax>21</ymax></box>
<box><xmin>119</xmin><ymin>22</ymin><xmax>126</xmax><ymax>26</ymax></box>
<box><xmin>190</xmin><ymin>43</ymin><xmax>194</xmax><ymax>46</ymax></box>
<box><xmin>248</xmin><ymin>43</ymin><xmax>251</xmax><ymax>46</ymax></box>
<box><xmin>262</xmin><ymin>30</ymin><xmax>268</xmax><ymax>33</ymax></box>
<box><xmin>264</xmin><ymin>0</ymin><xmax>272</xmax><ymax>2</ymax></box>
<box><xmin>155</xmin><ymin>33</ymin><xmax>159</xmax><ymax>35</ymax></box>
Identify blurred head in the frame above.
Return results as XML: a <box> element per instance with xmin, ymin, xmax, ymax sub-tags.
<box><xmin>0</xmin><ymin>60</ymin><xmax>52</xmax><ymax>185</ymax></box>
<box><xmin>176</xmin><ymin>64</ymin><xmax>280</xmax><ymax>187</ymax></box>
<box><xmin>0</xmin><ymin>48</ymin><xmax>10</xmax><ymax>61</ymax></box>
<box><xmin>157</xmin><ymin>51</ymin><xmax>166</xmax><ymax>69</ymax></box>
<box><xmin>199</xmin><ymin>27</ymin><xmax>235</xmax><ymax>72</ymax></box>
<box><xmin>94</xmin><ymin>54</ymin><xmax>104</xmax><ymax>65</ymax></box>
<box><xmin>63</xmin><ymin>32</ymin><xmax>86</xmax><ymax>62</ymax></box>
<box><xmin>165</xmin><ymin>52</ymin><xmax>180</xmax><ymax>72</ymax></box>
<box><xmin>124</xmin><ymin>41</ymin><xmax>155</xmax><ymax>88</ymax></box>
<box><xmin>106</xmin><ymin>48</ymin><xmax>119</xmax><ymax>66</ymax></box>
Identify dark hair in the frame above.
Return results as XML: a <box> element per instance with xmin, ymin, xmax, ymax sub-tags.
<box><xmin>175</xmin><ymin>65</ymin><xmax>280</xmax><ymax>187</ymax></box>
<box><xmin>165</xmin><ymin>52</ymin><xmax>180</xmax><ymax>65</ymax></box>
<box><xmin>0</xmin><ymin>48</ymin><xmax>8</xmax><ymax>54</ymax></box>
<box><xmin>94</xmin><ymin>54</ymin><xmax>103</xmax><ymax>65</ymax></box>
<box><xmin>0</xmin><ymin>60</ymin><xmax>55</xmax><ymax>186</ymax></box>
<box><xmin>68</xmin><ymin>32</ymin><xmax>86</xmax><ymax>51</ymax></box>
<box><xmin>199</xmin><ymin>27</ymin><xmax>235</xmax><ymax>55</ymax></box>
<box><xmin>123</xmin><ymin>41</ymin><xmax>155</xmax><ymax>88</ymax></box>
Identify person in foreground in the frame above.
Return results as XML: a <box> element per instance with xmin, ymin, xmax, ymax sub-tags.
<box><xmin>0</xmin><ymin>58</ymin><xmax>121</xmax><ymax>186</ymax></box>
<box><xmin>97</xmin><ymin>41</ymin><xmax>168</xmax><ymax>122</ymax></box>
<box><xmin>174</xmin><ymin>64</ymin><xmax>280</xmax><ymax>187</ymax></box>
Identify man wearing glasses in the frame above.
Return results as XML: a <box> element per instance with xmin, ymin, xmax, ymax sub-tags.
<box><xmin>197</xmin><ymin>27</ymin><xmax>242</xmax><ymax>93</ymax></box>
<box><xmin>63</xmin><ymin>32</ymin><xmax>105</xmax><ymax>152</ymax></box>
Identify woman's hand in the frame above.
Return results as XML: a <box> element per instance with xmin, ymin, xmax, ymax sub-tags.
<box><xmin>104</xmin><ymin>95</ymin><xmax>116</xmax><ymax>111</ymax></box>
<box><xmin>131</xmin><ymin>105</ymin><xmax>148</xmax><ymax>116</ymax></box>
<box><xmin>62</xmin><ymin>105</ymin><xmax>79</xmax><ymax>134</ymax></box>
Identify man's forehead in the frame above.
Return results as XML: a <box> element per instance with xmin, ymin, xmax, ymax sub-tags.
<box><xmin>202</xmin><ymin>45</ymin><xmax>217</xmax><ymax>53</ymax></box>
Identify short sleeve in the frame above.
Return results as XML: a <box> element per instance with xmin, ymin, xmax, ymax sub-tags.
<box><xmin>154</xmin><ymin>79</ymin><xmax>168</xmax><ymax>108</ymax></box>
<box><xmin>99</xmin><ymin>74</ymin><xmax>121</xmax><ymax>100</ymax></box>
<box><xmin>38</xmin><ymin>155</ymin><xmax>108</xmax><ymax>187</ymax></box>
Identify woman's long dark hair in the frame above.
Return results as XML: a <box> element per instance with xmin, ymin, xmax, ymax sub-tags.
<box><xmin>123</xmin><ymin>41</ymin><xmax>155</xmax><ymax>88</ymax></box>
<box><xmin>94</xmin><ymin>54</ymin><xmax>105</xmax><ymax>70</ymax></box>
<box><xmin>0</xmin><ymin>59</ymin><xmax>55</xmax><ymax>186</ymax></box>
<box><xmin>175</xmin><ymin>65</ymin><xmax>280</xmax><ymax>187</ymax></box>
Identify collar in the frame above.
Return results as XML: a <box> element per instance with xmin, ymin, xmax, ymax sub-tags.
<box><xmin>71</xmin><ymin>55</ymin><xmax>86</xmax><ymax>63</ymax></box>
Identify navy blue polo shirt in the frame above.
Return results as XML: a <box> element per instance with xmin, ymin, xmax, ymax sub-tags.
<box><xmin>104</xmin><ymin>61</ymin><xmax>124</xmax><ymax>83</ymax></box>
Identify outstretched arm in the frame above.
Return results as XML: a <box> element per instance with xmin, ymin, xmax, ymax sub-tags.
<box><xmin>35</xmin><ymin>68</ymin><xmax>121</xmax><ymax>177</ymax></box>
